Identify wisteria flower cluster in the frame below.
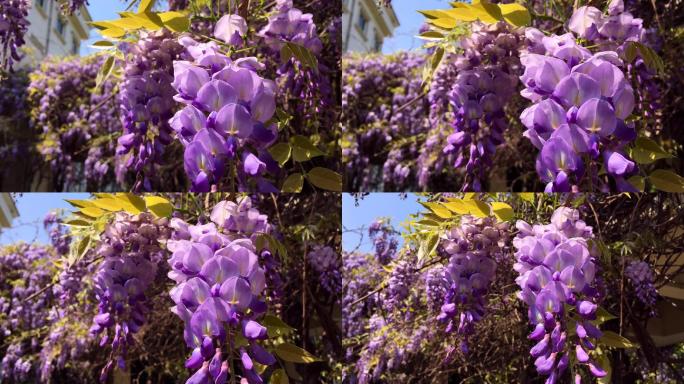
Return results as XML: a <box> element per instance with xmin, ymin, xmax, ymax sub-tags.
<box><xmin>368</xmin><ymin>218</ymin><xmax>399</xmax><ymax>265</ymax></box>
<box><xmin>308</xmin><ymin>245</ymin><xmax>341</xmax><ymax>296</ymax></box>
<box><xmin>28</xmin><ymin>55</ymin><xmax>124</xmax><ymax>190</ymax></box>
<box><xmin>167</xmin><ymin>197</ymin><xmax>276</xmax><ymax>383</ymax></box>
<box><xmin>89</xmin><ymin>212</ymin><xmax>171</xmax><ymax>381</ymax></box>
<box><xmin>0</xmin><ymin>0</ymin><xmax>29</xmax><ymax>72</ymax></box>
<box><xmin>513</xmin><ymin>207</ymin><xmax>606</xmax><ymax>382</ymax></box>
<box><xmin>117</xmin><ymin>30</ymin><xmax>186</xmax><ymax>191</ymax></box>
<box><xmin>170</xmin><ymin>27</ymin><xmax>280</xmax><ymax>192</ymax></box>
<box><xmin>520</xmin><ymin>27</ymin><xmax>638</xmax><ymax>192</ymax></box>
<box><xmin>443</xmin><ymin>22</ymin><xmax>523</xmax><ymax>191</ymax></box>
<box><xmin>434</xmin><ymin>215</ymin><xmax>508</xmax><ymax>351</ymax></box>
<box><xmin>43</xmin><ymin>210</ymin><xmax>71</xmax><ymax>255</ymax></box>
<box><xmin>625</xmin><ymin>260</ymin><xmax>658</xmax><ymax>316</ymax></box>
<box><xmin>0</xmin><ymin>244</ymin><xmax>57</xmax><ymax>382</ymax></box>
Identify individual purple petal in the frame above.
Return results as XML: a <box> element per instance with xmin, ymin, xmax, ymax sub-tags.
<box><xmin>535</xmin><ymin>58</ymin><xmax>570</xmax><ymax>94</ymax></box>
<box><xmin>250</xmin><ymin>87</ymin><xmax>276</xmax><ymax>123</ymax></box>
<box><xmin>560</xmin><ymin>266</ymin><xmax>586</xmax><ymax>292</ymax></box>
<box><xmin>195</xmin><ymin>80</ymin><xmax>238</xmax><ymax>112</ymax></box>
<box><xmin>575</xmin><ymin>344</ymin><xmax>590</xmax><ymax>363</ymax></box>
<box><xmin>200</xmin><ymin>256</ymin><xmax>240</xmax><ymax>285</ymax></box>
<box><xmin>568</xmin><ymin>6</ymin><xmax>603</xmax><ymax>39</ymax></box>
<box><xmin>214</xmin><ymin>14</ymin><xmax>247</xmax><ymax>45</ymax></box>
<box><xmin>214</xmin><ymin>103</ymin><xmax>253</xmax><ymax>138</ymax></box>
<box><xmin>242</xmin><ymin>320</ymin><xmax>267</xmax><ymax>340</ymax></box>
<box><xmin>185</xmin><ymin>347</ymin><xmax>204</xmax><ymax>369</ymax></box>
<box><xmin>576</xmin><ymin>98</ymin><xmax>617</xmax><ymax>137</ymax></box>
<box><xmin>553</xmin><ymin>73</ymin><xmax>601</xmax><ymax>108</ymax></box>
<box><xmin>242</xmin><ymin>152</ymin><xmax>266</xmax><ymax>176</ymax></box>
<box><xmin>611</xmin><ymin>85</ymin><xmax>635</xmax><ymax>120</ymax></box>
<box><xmin>604</xmin><ymin>150</ymin><xmax>635</xmax><ymax>177</ymax></box>
<box><xmin>588</xmin><ymin>361</ymin><xmax>608</xmax><ymax>378</ymax></box>
<box><xmin>219</xmin><ymin>276</ymin><xmax>252</xmax><ymax>310</ymax></box>
<box><xmin>550</xmin><ymin>124</ymin><xmax>591</xmax><ymax>154</ymax></box>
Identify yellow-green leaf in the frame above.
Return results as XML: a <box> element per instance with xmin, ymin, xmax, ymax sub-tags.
<box><xmin>115</xmin><ymin>193</ymin><xmax>146</xmax><ymax>214</ymax></box>
<box><xmin>421</xmin><ymin>202</ymin><xmax>452</xmax><ymax>219</ymax></box>
<box><xmin>649</xmin><ymin>169</ymin><xmax>684</xmax><ymax>192</ymax></box>
<box><xmin>519</xmin><ymin>193</ymin><xmax>536</xmax><ymax>203</ymax></box>
<box><xmin>627</xmin><ymin>175</ymin><xmax>645</xmax><ymax>192</ymax></box>
<box><xmin>64</xmin><ymin>219</ymin><xmax>91</xmax><ymax>227</ymax></box>
<box><xmin>417</xmin><ymin>9</ymin><xmax>455</xmax><ymax>20</ymax></box>
<box><xmin>305</xmin><ymin>168</ymin><xmax>342</xmax><ymax>192</ymax></box>
<box><xmin>500</xmin><ymin>3</ymin><xmax>531</xmax><ymax>26</ymax></box>
<box><xmin>65</xmin><ymin>199</ymin><xmax>96</xmax><ymax>209</ymax></box>
<box><xmin>262</xmin><ymin>314</ymin><xmax>295</xmax><ymax>337</ymax></box>
<box><xmin>281</xmin><ymin>42</ymin><xmax>319</xmax><ymax>73</ymax></box>
<box><xmin>600</xmin><ymin>331</ymin><xmax>635</xmax><ymax>348</ymax></box>
<box><xmin>100</xmin><ymin>28</ymin><xmax>126</xmax><ymax>38</ymax></box>
<box><xmin>464</xmin><ymin>199</ymin><xmax>490</xmax><ymax>218</ymax></box>
<box><xmin>442</xmin><ymin>199</ymin><xmax>470</xmax><ymax>214</ymax></box>
<box><xmin>428</xmin><ymin>17</ymin><xmax>458</xmax><ymax>30</ymax></box>
<box><xmin>79</xmin><ymin>207</ymin><xmax>105</xmax><ymax>218</ymax></box>
<box><xmin>144</xmin><ymin>196</ymin><xmax>173</xmax><ymax>218</ymax></box>
<box><xmin>281</xmin><ymin>173</ymin><xmax>304</xmax><ymax>193</ymax></box>
<box><xmin>631</xmin><ymin>137</ymin><xmax>673</xmax><ymax>164</ymax></box>
<box><xmin>91</xmin><ymin>198</ymin><xmax>124</xmax><ymax>212</ymax></box>
<box><xmin>416</xmin><ymin>31</ymin><xmax>445</xmax><ymax>40</ymax></box>
<box><xmin>138</xmin><ymin>0</ymin><xmax>155</xmax><ymax>13</ymax></box>
<box><xmin>274</xmin><ymin>343</ymin><xmax>320</xmax><ymax>363</ymax></box>
<box><xmin>271</xmin><ymin>369</ymin><xmax>289</xmax><ymax>384</ymax></box>
<box><xmin>291</xmin><ymin>136</ymin><xmax>324</xmax><ymax>162</ymax></box>
<box><xmin>268</xmin><ymin>143</ymin><xmax>292</xmax><ymax>167</ymax></box>
<box><xmin>490</xmin><ymin>202</ymin><xmax>514</xmax><ymax>221</ymax></box>
<box><xmin>91</xmin><ymin>40</ymin><xmax>115</xmax><ymax>47</ymax></box>
<box><xmin>159</xmin><ymin>11</ymin><xmax>190</xmax><ymax>32</ymax></box>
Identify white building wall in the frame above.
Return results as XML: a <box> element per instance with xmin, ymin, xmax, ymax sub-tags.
<box><xmin>343</xmin><ymin>0</ymin><xmax>399</xmax><ymax>53</ymax></box>
<box><xmin>19</xmin><ymin>0</ymin><xmax>92</xmax><ymax>67</ymax></box>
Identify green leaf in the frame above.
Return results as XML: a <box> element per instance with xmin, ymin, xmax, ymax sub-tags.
<box><xmin>159</xmin><ymin>11</ymin><xmax>190</xmax><ymax>32</ymax></box>
<box><xmin>100</xmin><ymin>28</ymin><xmax>126</xmax><ymax>39</ymax></box>
<box><xmin>65</xmin><ymin>199</ymin><xmax>96</xmax><ymax>208</ymax></box>
<box><xmin>143</xmin><ymin>196</ymin><xmax>173</xmax><ymax>218</ymax></box>
<box><xmin>95</xmin><ymin>55</ymin><xmax>115</xmax><ymax>90</ymax></box>
<box><xmin>417</xmin><ymin>233</ymin><xmax>439</xmax><ymax>262</ymax></box>
<box><xmin>417</xmin><ymin>9</ymin><xmax>455</xmax><ymax>20</ymax></box>
<box><xmin>442</xmin><ymin>199</ymin><xmax>470</xmax><ymax>214</ymax></box>
<box><xmin>463</xmin><ymin>199</ymin><xmax>490</xmax><ymax>218</ymax></box>
<box><xmin>91</xmin><ymin>198</ymin><xmax>124</xmax><ymax>212</ymax></box>
<box><xmin>519</xmin><ymin>193</ymin><xmax>536</xmax><ymax>203</ymax></box>
<box><xmin>79</xmin><ymin>207</ymin><xmax>105</xmax><ymax>218</ymax></box>
<box><xmin>416</xmin><ymin>31</ymin><xmax>445</xmax><ymax>40</ymax></box>
<box><xmin>291</xmin><ymin>136</ymin><xmax>324</xmax><ymax>162</ymax></box>
<box><xmin>76</xmin><ymin>236</ymin><xmax>91</xmax><ymax>259</ymax></box>
<box><xmin>627</xmin><ymin>175</ymin><xmax>645</xmax><ymax>192</ymax></box>
<box><xmin>138</xmin><ymin>0</ymin><xmax>155</xmax><ymax>13</ymax></box>
<box><xmin>115</xmin><ymin>193</ymin><xmax>146</xmax><ymax>214</ymax></box>
<box><xmin>305</xmin><ymin>168</ymin><xmax>342</xmax><ymax>191</ymax></box>
<box><xmin>594</xmin><ymin>306</ymin><xmax>617</xmax><ymax>325</ymax></box>
<box><xmin>600</xmin><ymin>331</ymin><xmax>635</xmax><ymax>348</ymax></box>
<box><xmin>64</xmin><ymin>219</ymin><xmax>91</xmax><ymax>227</ymax></box>
<box><xmin>268</xmin><ymin>143</ymin><xmax>292</xmax><ymax>167</ymax></box>
<box><xmin>420</xmin><ymin>202</ymin><xmax>452</xmax><ymax>219</ymax></box>
<box><xmin>126</xmin><ymin>11</ymin><xmax>164</xmax><ymax>30</ymax></box>
<box><xmin>281</xmin><ymin>42</ymin><xmax>319</xmax><ymax>73</ymax></box>
<box><xmin>91</xmin><ymin>40</ymin><xmax>115</xmax><ymax>47</ymax></box>
<box><xmin>281</xmin><ymin>173</ymin><xmax>304</xmax><ymax>193</ymax></box>
<box><xmin>624</xmin><ymin>41</ymin><xmax>665</xmax><ymax>75</ymax></box>
<box><xmin>262</xmin><ymin>314</ymin><xmax>295</xmax><ymax>337</ymax></box>
<box><xmin>597</xmin><ymin>350</ymin><xmax>613</xmax><ymax>384</ymax></box>
<box><xmin>649</xmin><ymin>169</ymin><xmax>684</xmax><ymax>192</ymax></box>
<box><xmin>271</xmin><ymin>369</ymin><xmax>289</xmax><ymax>384</ymax></box>
<box><xmin>631</xmin><ymin>137</ymin><xmax>673</xmax><ymax>164</ymax></box>
<box><xmin>274</xmin><ymin>343</ymin><xmax>320</xmax><ymax>363</ymax></box>
<box><xmin>499</xmin><ymin>3</ymin><xmax>531</xmax><ymax>26</ymax></box>
<box><xmin>490</xmin><ymin>202</ymin><xmax>514</xmax><ymax>221</ymax></box>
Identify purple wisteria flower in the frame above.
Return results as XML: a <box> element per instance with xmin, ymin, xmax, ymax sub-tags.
<box><xmin>167</xmin><ymin>197</ymin><xmax>276</xmax><ymax>383</ymax></box>
<box><xmin>117</xmin><ymin>30</ymin><xmax>186</xmax><ymax>191</ymax></box>
<box><xmin>513</xmin><ymin>207</ymin><xmax>606</xmax><ymax>383</ymax></box>
<box><xmin>520</xmin><ymin>31</ymin><xmax>638</xmax><ymax>192</ymax></box>
<box><xmin>258</xmin><ymin>0</ymin><xmax>323</xmax><ymax>55</ymax></box>
<box><xmin>0</xmin><ymin>0</ymin><xmax>29</xmax><ymax>72</ymax></box>
<box><xmin>170</xmin><ymin>35</ymin><xmax>279</xmax><ymax>192</ymax></box>
<box><xmin>436</xmin><ymin>215</ymin><xmax>508</xmax><ymax>352</ymax></box>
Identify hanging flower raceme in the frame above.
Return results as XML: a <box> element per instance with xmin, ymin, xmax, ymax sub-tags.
<box><xmin>89</xmin><ymin>212</ymin><xmax>171</xmax><ymax>382</ymax></box>
<box><xmin>167</xmin><ymin>196</ymin><xmax>276</xmax><ymax>384</ymax></box>
<box><xmin>442</xmin><ymin>22</ymin><xmax>523</xmax><ymax>191</ymax></box>
<box><xmin>435</xmin><ymin>216</ymin><xmax>507</xmax><ymax>351</ymax></box>
<box><xmin>43</xmin><ymin>211</ymin><xmax>71</xmax><ymax>255</ymax></box>
<box><xmin>513</xmin><ymin>207</ymin><xmax>607</xmax><ymax>383</ymax></box>
<box><xmin>368</xmin><ymin>219</ymin><xmax>399</xmax><ymax>265</ymax></box>
<box><xmin>308</xmin><ymin>245</ymin><xmax>341</xmax><ymax>296</ymax></box>
<box><xmin>625</xmin><ymin>260</ymin><xmax>658</xmax><ymax>315</ymax></box>
<box><xmin>170</xmin><ymin>28</ymin><xmax>280</xmax><ymax>192</ymax></box>
<box><xmin>520</xmin><ymin>29</ymin><xmax>638</xmax><ymax>192</ymax></box>
<box><xmin>117</xmin><ymin>30</ymin><xmax>186</xmax><ymax>191</ymax></box>
<box><xmin>0</xmin><ymin>0</ymin><xmax>29</xmax><ymax>72</ymax></box>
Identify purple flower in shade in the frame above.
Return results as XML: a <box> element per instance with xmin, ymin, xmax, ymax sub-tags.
<box><xmin>520</xmin><ymin>28</ymin><xmax>638</xmax><ymax>191</ymax></box>
<box><xmin>90</xmin><ymin>212</ymin><xmax>171</xmax><ymax>382</ymax></box>
<box><xmin>170</xmin><ymin>37</ymin><xmax>280</xmax><ymax>192</ymax></box>
<box><xmin>514</xmin><ymin>207</ymin><xmax>607</xmax><ymax>382</ymax></box>
<box><xmin>167</xmin><ymin>197</ymin><xmax>276</xmax><ymax>383</ymax></box>
<box><xmin>435</xmin><ymin>216</ymin><xmax>508</xmax><ymax>349</ymax></box>
<box><xmin>258</xmin><ymin>0</ymin><xmax>323</xmax><ymax>55</ymax></box>
<box><xmin>214</xmin><ymin>15</ymin><xmax>247</xmax><ymax>46</ymax></box>
<box><xmin>625</xmin><ymin>260</ymin><xmax>658</xmax><ymax>316</ymax></box>
<box><xmin>307</xmin><ymin>245</ymin><xmax>341</xmax><ymax>296</ymax></box>
<box><xmin>0</xmin><ymin>0</ymin><xmax>29</xmax><ymax>72</ymax></box>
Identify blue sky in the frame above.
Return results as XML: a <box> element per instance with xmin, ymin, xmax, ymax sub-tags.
<box><xmin>342</xmin><ymin>193</ymin><xmax>422</xmax><ymax>253</ymax></box>
<box><xmin>0</xmin><ymin>193</ymin><xmax>88</xmax><ymax>245</ymax></box>
<box><xmin>382</xmin><ymin>0</ymin><xmax>454</xmax><ymax>54</ymax></box>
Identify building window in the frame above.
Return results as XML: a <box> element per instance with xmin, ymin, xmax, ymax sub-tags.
<box><xmin>72</xmin><ymin>34</ymin><xmax>79</xmax><ymax>55</ymax></box>
<box><xmin>36</xmin><ymin>0</ymin><xmax>45</xmax><ymax>8</ymax></box>
<box><xmin>56</xmin><ymin>17</ymin><xmax>66</xmax><ymax>36</ymax></box>
<box><xmin>358</xmin><ymin>11</ymin><xmax>368</xmax><ymax>33</ymax></box>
